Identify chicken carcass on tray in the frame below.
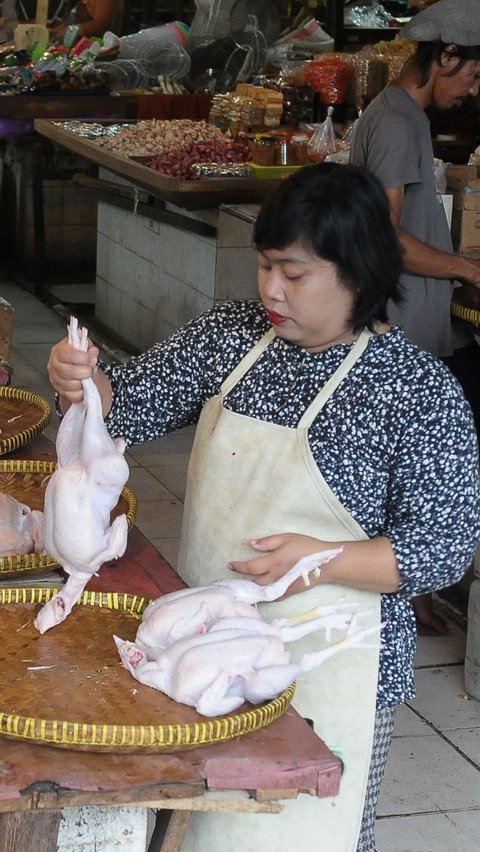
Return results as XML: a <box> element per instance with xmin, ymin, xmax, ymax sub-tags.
<box><xmin>0</xmin><ymin>492</ymin><xmax>44</xmax><ymax>556</ymax></box>
<box><xmin>34</xmin><ymin>317</ymin><xmax>129</xmax><ymax>634</ymax></box>
<box><xmin>131</xmin><ymin>548</ymin><xmax>342</xmax><ymax>654</ymax></box>
<box><xmin>115</xmin><ymin>550</ymin><xmax>383</xmax><ymax>716</ymax></box>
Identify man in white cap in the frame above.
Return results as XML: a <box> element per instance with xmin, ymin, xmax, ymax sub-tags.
<box><xmin>350</xmin><ymin>0</ymin><xmax>480</xmax><ymax>634</ymax></box>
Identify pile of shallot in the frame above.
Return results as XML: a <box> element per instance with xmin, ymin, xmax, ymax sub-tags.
<box><xmin>147</xmin><ymin>138</ymin><xmax>250</xmax><ymax>179</ymax></box>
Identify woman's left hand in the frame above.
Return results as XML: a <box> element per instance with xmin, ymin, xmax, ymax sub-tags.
<box><xmin>229</xmin><ymin>533</ymin><xmax>334</xmax><ymax>589</ymax></box>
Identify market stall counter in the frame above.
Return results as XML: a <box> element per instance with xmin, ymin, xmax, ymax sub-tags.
<box><xmin>0</xmin><ymin>434</ymin><xmax>343</xmax><ymax>852</ymax></box>
<box><xmin>0</xmin><ymin>93</ymin><xmax>215</xmax><ymax>275</ymax></box>
<box><xmin>33</xmin><ymin>118</ymin><xmax>291</xmax><ymax>351</ymax></box>
<box><xmin>34</xmin><ymin>118</ymin><xmax>287</xmax><ymax>209</ymax></box>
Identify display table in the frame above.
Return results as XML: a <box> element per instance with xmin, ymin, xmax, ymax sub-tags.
<box><xmin>0</xmin><ymin>436</ymin><xmax>342</xmax><ymax>852</ymax></box>
<box><xmin>34</xmin><ymin>118</ymin><xmax>284</xmax><ymax>209</ymax></box>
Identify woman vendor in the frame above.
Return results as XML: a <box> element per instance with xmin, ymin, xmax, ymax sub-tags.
<box><xmin>47</xmin><ymin>163</ymin><xmax>480</xmax><ymax>852</ymax></box>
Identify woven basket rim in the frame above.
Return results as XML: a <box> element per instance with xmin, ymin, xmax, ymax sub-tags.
<box><xmin>0</xmin><ymin>386</ymin><xmax>52</xmax><ymax>456</ymax></box>
<box><xmin>0</xmin><ymin>459</ymin><xmax>138</xmax><ymax>575</ymax></box>
<box><xmin>451</xmin><ymin>298</ymin><xmax>480</xmax><ymax>327</ymax></box>
<box><xmin>0</xmin><ymin>587</ymin><xmax>295</xmax><ymax>752</ymax></box>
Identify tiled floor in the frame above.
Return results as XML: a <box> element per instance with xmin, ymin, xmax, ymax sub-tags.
<box><xmin>2</xmin><ymin>274</ymin><xmax>480</xmax><ymax>852</ymax></box>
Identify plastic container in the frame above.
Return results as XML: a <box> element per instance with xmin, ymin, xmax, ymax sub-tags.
<box><xmin>118</xmin><ymin>23</ymin><xmax>189</xmax><ymax>60</ymax></box>
<box><xmin>290</xmin><ymin>135</ymin><xmax>309</xmax><ymax>165</ymax></box>
<box><xmin>250</xmin><ymin>163</ymin><xmax>301</xmax><ymax>179</ymax></box>
<box><xmin>275</xmin><ymin>137</ymin><xmax>292</xmax><ymax>166</ymax></box>
<box><xmin>252</xmin><ymin>136</ymin><xmax>277</xmax><ymax>166</ymax></box>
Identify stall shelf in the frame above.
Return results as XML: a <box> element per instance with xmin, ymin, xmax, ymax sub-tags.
<box><xmin>34</xmin><ymin>118</ymin><xmax>283</xmax><ymax>210</ymax></box>
<box><xmin>0</xmin><ymin>94</ymin><xmax>139</xmax><ymax>120</ymax></box>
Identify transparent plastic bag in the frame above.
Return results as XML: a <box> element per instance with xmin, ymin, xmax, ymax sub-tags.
<box><xmin>303</xmin><ymin>54</ymin><xmax>353</xmax><ymax>104</ymax></box>
<box><xmin>307</xmin><ymin>106</ymin><xmax>337</xmax><ymax>163</ymax></box>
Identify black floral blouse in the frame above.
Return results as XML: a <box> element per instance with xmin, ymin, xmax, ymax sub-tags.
<box><xmin>104</xmin><ymin>301</ymin><xmax>480</xmax><ymax>709</ymax></box>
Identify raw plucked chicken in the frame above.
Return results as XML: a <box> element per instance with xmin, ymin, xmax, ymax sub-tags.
<box><xmin>131</xmin><ymin>548</ymin><xmax>342</xmax><ymax>654</ymax></box>
<box><xmin>115</xmin><ymin>550</ymin><xmax>383</xmax><ymax>716</ymax></box>
<box><xmin>0</xmin><ymin>492</ymin><xmax>44</xmax><ymax>556</ymax></box>
<box><xmin>34</xmin><ymin>317</ymin><xmax>129</xmax><ymax>634</ymax></box>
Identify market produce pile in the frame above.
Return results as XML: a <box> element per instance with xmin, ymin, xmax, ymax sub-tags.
<box><xmin>95</xmin><ymin>118</ymin><xmax>250</xmax><ymax>179</ymax></box>
<box><xmin>0</xmin><ymin>44</ymin><xmax>110</xmax><ymax>95</ymax></box>
<box><xmin>95</xmin><ymin>118</ymin><xmax>229</xmax><ymax>156</ymax></box>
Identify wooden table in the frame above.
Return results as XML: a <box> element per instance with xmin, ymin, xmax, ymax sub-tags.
<box><xmin>0</xmin><ymin>437</ymin><xmax>342</xmax><ymax>852</ymax></box>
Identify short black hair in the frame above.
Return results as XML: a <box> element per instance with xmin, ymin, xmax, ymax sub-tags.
<box><xmin>253</xmin><ymin>162</ymin><xmax>404</xmax><ymax>331</ymax></box>
<box><xmin>414</xmin><ymin>41</ymin><xmax>480</xmax><ymax>87</ymax></box>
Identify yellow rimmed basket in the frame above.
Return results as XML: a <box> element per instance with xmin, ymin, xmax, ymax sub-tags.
<box><xmin>0</xmin><ymin>586</ymin><xmax>295</xmax><ymax>753</ymax></box>
<box><xmin>451</xmin><ymin>296</ymin><xmax>480</xmax><ymax>328</ymax></box>
<box><xmin>0</xmin><ymin>386</ymin><xmax>52</xmax><ymax>455</ymax></box>
<box><xmin>0</xmin><ymin>459</ymin><xmax>137</xmax><ymax>577</ymax></box>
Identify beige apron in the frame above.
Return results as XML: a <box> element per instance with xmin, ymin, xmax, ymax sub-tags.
<box><xmin>178</xmin><ymin>328</ymin><xmax>381</xmax><ymax>852</ymax></box>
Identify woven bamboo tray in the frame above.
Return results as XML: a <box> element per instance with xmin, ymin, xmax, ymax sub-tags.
<box><xmin>451</xmin><ymin>293</ymin><xmax>480</xmax><ymax>328</ymax></box>
<box><xmin>0</xmin><ymin>386</ymin><xmax>52</xmax><ymax>455</ymax></box>
<box><xmin>0</xmin><ymin>587</ymin><xmax>295</xmax><ymax>753</ymax></box>
<box><xmin>0</xmin><ymin>459</ymin><xmax>137</xmax><ymax>578</ymax></box>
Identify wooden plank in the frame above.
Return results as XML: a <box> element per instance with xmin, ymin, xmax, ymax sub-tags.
<box><xmin>140</xmin><ymin>791</ymin><xmax>283</xmax><ymax>814</ymax></box>
<box><xmin>148</xmin><ymin>810</ymin><xmax>192</xmax><ymax>852</ymax></box>
<box><xmin>0</xmin><ymin>810</ymin><xmax>61</xmax><ymax>852</ymax></box>
<box><xmin>0</xmin><ymin>97</ymin><xmax>138</xmax><ymax>120</ymax></box>
<box><xmin>252</xmin><ymin>789</ymin><xmax>299</xmax><ymax>802</ymax></box>
<box><xmin>0</xmin><ymin>300</ymin><xmax>14</xmax><ymax>361</ymax></box>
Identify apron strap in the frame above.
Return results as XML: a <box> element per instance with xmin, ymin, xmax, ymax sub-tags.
<box><xmin>220</xmin><ymin>328</ymin><xmax>276</xmax><ymax>397</ymax></box>
<box><xmin>299</xmin><ymin>327</ymin><xmax>373</xmax><ymax>429</ymax></box>
<box><xmin>220</xmin><ymin>325</ymin><xmax>373</xmax><ymax>427</ymax></box>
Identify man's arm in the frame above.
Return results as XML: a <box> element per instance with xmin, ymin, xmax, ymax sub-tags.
<box><xmin>388</xmin><ymin>185</ymin><xmax>480</xmax><ymax>288</ymax></box>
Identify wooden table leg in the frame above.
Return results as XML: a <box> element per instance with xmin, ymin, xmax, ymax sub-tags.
<box><xmin>0</xmin><ymin>810</ymin><xmax>61</xmax><ymax>852</ymax></box>
<box><xmin>148</xmin><ymin>810</ymin><xmax>192</xmax><ymax>852</ymax></box>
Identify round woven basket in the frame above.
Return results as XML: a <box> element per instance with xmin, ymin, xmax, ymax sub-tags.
<box><xmin>0</xmin><ymin>386</ymin><xmax>52</xmax><ymax>456</ymax></box>
<box><xmin>0</xmin><ymin>459</ymin><xmax>137</xmax><ymax>577</ymax></box>
<box><xmin>451</xmin><ymin>297</ymin><xmax>480</xmax><ymax>328</ymax></box>
<box><xmin>0</xmin><ymin>587</ymin><xmax>295</xmax><ymax>753</ymax></box>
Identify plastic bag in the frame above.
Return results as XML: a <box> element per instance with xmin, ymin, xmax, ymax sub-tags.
<box><xmin>303</xmin><ymin>54</ymin><xmax>353</xmax><ymax>104</ymax></box>
<box><xmin>307</xmin><ymin>106</ymin><xmax>337</xmax><ymax>163</ymax></box>
<box><xmin>433</xmin><ymin>158</ymin><xmax>448</xmax><ymax>194</ymax></box>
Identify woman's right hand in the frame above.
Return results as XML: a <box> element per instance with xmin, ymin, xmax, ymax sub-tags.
<box><xmin>47</xmin><ymin>336</ymin><xmax>99</xmax><ymax>405</ymax></box>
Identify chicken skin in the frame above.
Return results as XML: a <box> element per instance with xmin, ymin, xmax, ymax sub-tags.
<box><xmin>115</xmin><ymin>549</ymin><xmax>383</xmax><ymax>716</ymax></box>
<box><xmin>34</xmin><ymin>317</ymin><xmax>129</xmax><ymax>634</ymax></box>
<box><xmin>0</xmin><ymin>492</ymin><xmax>44</xmax><ymax>556</ymax></box>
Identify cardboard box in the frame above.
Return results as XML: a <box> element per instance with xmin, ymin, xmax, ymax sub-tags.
<box><xmin>0</xmin><ymin>298</ymin><xmax>14</xmax><ymax>362</ymax></box>
<box><xmin>446</xmin><ymin>164</ymin><xmax>480</xmax><ymax>189</ymax></box>
<box><xmin>451</xmin><ymin>208</ymin><xmax>480</xmax><ymax>252</ymax></box>
<box><xmin>447</xmin><ymin>168</ymin><xmax>480</xmax><ymax>252</ymax></box>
